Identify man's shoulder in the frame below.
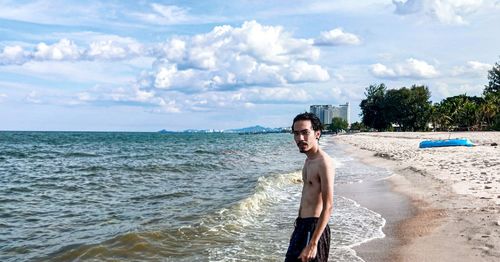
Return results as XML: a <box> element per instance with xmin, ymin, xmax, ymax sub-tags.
<box><xmin>312</xmin><ymin>151</ymin><xmax>333</xmax><ymax>171</ymax></box>
<box><xmin>319</xmin><ymin>151</ymin><xmax>333</xmax><ymax>165</ymax></box>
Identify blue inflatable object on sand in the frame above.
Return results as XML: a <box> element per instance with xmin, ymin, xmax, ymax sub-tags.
<box><xmin>419</xmin><ymin>138</ymin><xmax>474</xmax><ymax>148</ymax></box>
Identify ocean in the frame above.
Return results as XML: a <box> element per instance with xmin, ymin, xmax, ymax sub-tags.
<box><xmin>0</xmin><ymin>132</ymin><xmax>390</xmax><ymax>261</ymax></box>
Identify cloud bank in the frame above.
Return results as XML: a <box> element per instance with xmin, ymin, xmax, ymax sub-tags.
<box><xmin>68</xmin><ymin>21</ymin><xmax>331</xmax><ymax>112</ymax></box>
<box><xmin>0</xmin><ymin>38</ymin><xmax>144</xmax><ymax>64</ymax></box>
<box><xmin>140</xmin><ymin>20</ymin><xmax>329</xmax><ymax>94</ymax></box>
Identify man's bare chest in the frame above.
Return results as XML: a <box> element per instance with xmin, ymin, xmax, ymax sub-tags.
<box><xmin>303</xmin><ymin>164</ymin><xmax>320</xmax><ymax>184</ymax></box>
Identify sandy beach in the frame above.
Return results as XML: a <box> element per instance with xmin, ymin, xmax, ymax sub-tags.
<box><xmin>331</xmin><ymin>132</ymin><xmax>500</xmax><ymax>262</ymax></box>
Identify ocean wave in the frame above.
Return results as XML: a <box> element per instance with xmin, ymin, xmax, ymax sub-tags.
<box><xmin>43</xmin><ymin>171</ymin><xmax>303</xmax><ymax>261</ymax></box>
<box><xmin>63</xmin><ymin>152</ymin><xmax>101</xmax><ymax>158</ymax></box>
<box><xmin>332</xmin><ymin>196</ymin><xmax>386</xmax><ymax>248</ymax></box>
<box><xmin>129</xmin><ymin>191</ymin><xmax>190</xmax><ymax>202</ymax></box>
<box><xmin>0</xmin><ymin>151</ymin><xmax>28</xmax><ymax>158</ymax></box>
<box><xmin>217</xmin><ymin>171</ymin><xmax>302</xmax><ymax>225</ymax></box>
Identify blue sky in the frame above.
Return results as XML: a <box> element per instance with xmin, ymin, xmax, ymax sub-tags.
<box><xmin>1</xmin><ymin>0</ymin><xmax>499</xmax><ymax>131</ymax></box>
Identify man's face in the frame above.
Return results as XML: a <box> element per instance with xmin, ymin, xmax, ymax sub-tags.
<box><xmin>292</xmin><ymin>120</ymin><xmax>320</xmax><ymax>153</ymax></box>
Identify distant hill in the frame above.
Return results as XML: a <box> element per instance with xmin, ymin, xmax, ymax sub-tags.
<box><xmin>226</xmin><ymin>125</ymin><xmax>284</xmax><ymax>133</ymax></box>
<box><xmin>158</xmin><ymin>129</ymin><xmax>177</xmax><ymax>133</ymax></box>
<box><xmin>158</xmin><ymin>129</ymin><xmax>222</xmax><ymax>133</ymax></box>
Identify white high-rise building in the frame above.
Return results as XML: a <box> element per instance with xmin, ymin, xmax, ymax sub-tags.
<box><xmin>310</xmin><ymin>103</ymin><xmax>350</xmax><ymax>127</ymax></box>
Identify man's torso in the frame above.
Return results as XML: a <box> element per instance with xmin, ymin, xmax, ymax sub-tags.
<box><xmin>299</xmin><ymin>153</ymin><xmax>329</xmax><ymax>218</ymax></box>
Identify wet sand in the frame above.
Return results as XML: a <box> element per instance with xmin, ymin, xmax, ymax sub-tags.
<box><xmin>331</xmin><ymin>132</ymin><xmax>500</xmax><ymax>262</ymax></box>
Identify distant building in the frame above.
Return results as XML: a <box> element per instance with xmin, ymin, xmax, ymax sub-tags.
<box><xmin>310</xmin><ymin>103</ymin><xmax>350</xmax><ymax>127</ymax></box>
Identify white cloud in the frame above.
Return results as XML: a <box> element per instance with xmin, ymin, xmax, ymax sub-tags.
<box><xmin>131</xmin><ymin>4</ymin><xmax>192</xmax><ymax>25</ymax></box>
<box><xmin>370</xmin><ymin>58</ymin><xmax>439</xmax><ymax>79</ymax></box>
<box><xmin>371</xmin><ymin>63</ymin><xmax>397</xmax><ymax>78</ymax></box>
<box><xmin>72</xmin><ymin>21</ymin><xmax>329</xmax><ymax>112</ymax></box>
<box><xmin>451</xmin><ymin>61</ymin><xmax>491</xmax><ymax>77</ymax></box>
<box><xmin>0</xmin><ymin>93</ymin><xmax>7</xmax><ymax>102</ymax></box>
<box><xmin>25</xmin><ymin>90</ymin><xmax>42</xmax><ymax>104</ymax></box>
<box><xmin>433</xmin><ymin>81</ymin><xmax>485</xmax><ymax>99</ymax></box>
<box><xmin>0</xmin><ymin>0</ymin><xmax>91</xmax><ymax>25</ymax></box>
<box><xmin>176</xmin><ymin>87</ymin><xmax>312</xmax><ymax>111</ymax></box>
<box><xmin>392</xmin><ymin>0</ymin><xmax>486</xmax><ymax>25</ymax></box>
<box><xmin>85</xmin><ymin>39</ymin><xmax>143</xmax><ymax>60</ymax></box>
<box><xmin>34</xmin><ymin>39</ymin><xmax>81</xmax><ymax>61</ymax></box>
<box><xmin>314</xmin><ymin>28</ymin><xmax>361</xmax><ymax>46</ymax></box>
<box><xmin>333</xmin><ymin>73</ymin><xmax>345</xmax><ymax>82</ymax></box>
<box><xmin>154</xmin><ymin>65</ymin><xmax>177</xmax><ymax>89</ymax></box>
<box><xmin>0</xmin><ymin>60</ymin><xmax>135</xmax><ymax>85</ymax></box>
<box><xmin>258</xmin><ymin>1</ymin><xmax>389</xmax><ymax>17</ymax></box>
<box><xmin>0</xmin><ymin>45</ymin><xmax>29</xmax><ymax>65</ymax></box>
<box><xmin>73</xmin><ymin>84</ymin><xmax>181</xmax><ymax>112</ymax></box>
<box><xmin>75</xmin><ymin>83</ymin><xmax>311</xmax><ymax>113</ymax></box>
<box><xmin>242</xmin><ymin>87</ymin><xmax>312</xmax><ymax>103</ymax></box>
<box><xmin>144</xmin><ymin>20</ymin><xmax>329</xmax><ymax>93</ymax></box>
<box><xmin>286</xmin><ymin>61</ymin><xmax>330</xmax><ymax>82</ymax></box>
<box><xmin>243</xmin><ymin>102</ymin><xmax>255</xmax><ymax>109</ymax></box>
<box><xmin>434</xmin><ymin>82</ymin><xmax>452</xmax><ymax>98</ymax></box>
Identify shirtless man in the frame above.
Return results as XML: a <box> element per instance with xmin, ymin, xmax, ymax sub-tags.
<box><xmin>285</xmin><ymin>112</ymin><xmax>334</xmax><ymax>262</ymax></box>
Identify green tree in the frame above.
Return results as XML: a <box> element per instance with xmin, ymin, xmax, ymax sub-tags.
<box><xmin>383</xmin><ymin>87</ymin><xmax>410</xmax><ymax>130</ymax></box>
<box><xmin>376</xmin><ymin>85</ymin><xmax>431</xmax><ymax>131</ymax></box>
<box><xmin>437</xmin><ymin>94</ymin><xmax>483</xmax><ymax>130</ymax></box>
<box><xmin>433</xmin><ymin>102</ymin><xmax>451</xmax><ymax>131</ymax></box>
<box><xmin>360</xmin><ymin>84</ymin><xmax>390</xmax><ymax>131</ymax></box>
<box><xmin>407</xmin><ymin>85</ymin><xmax>432</xmax><ymax>131</ymax></box>
<box><xmin>484</xmin><ymin>61</ymin><xmax>500</xmax><ymax>95</ymax></box>
<box><xmin>460</xmin><ymin>100</ymin><xmax>479</xmax><ymax>130</ymax></box>
<box><xmin>350</xmin><ymin>121</ymin><xmax>366</xmax><ymax>131</ymax></box>
<box><xmin>482</xmin><ymin>61</ymin><xmax>500</xmax><ymax>130</ymax></box>
<box><xmin>482</xmin><ymin>91</ymin><xmax>500</xmax><ymax>130</ymax></box>
<box><xmin>428</xmin><ymin>103</ymin><xmax>440</xmax><ymax>131</ymax></box>
<box><xmin>329</xmin><ymin>117</ymin><xmax>348</xmax><ymax>133</ymax></box>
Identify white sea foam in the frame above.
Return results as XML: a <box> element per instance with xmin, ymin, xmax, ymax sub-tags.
<box><xmin>206</xmin><ymin>171</ymin><xmax>302</xmax><ymax>229</ymax></box>
<box><xmin>204</xmin><ymin>171</ymin><xmax>387</xmax><ymax>262</ymax></box>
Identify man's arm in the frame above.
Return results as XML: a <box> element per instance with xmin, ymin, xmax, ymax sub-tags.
<box><xmin>298</xmin><ymin>158</ymin><xmax>334</xmax><ymax>261</ymax></box>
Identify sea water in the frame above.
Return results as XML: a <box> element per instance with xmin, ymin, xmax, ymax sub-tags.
<box><xmin>0</xmin><ymin>132</ymin><xmax>390</xmax><ymax>261</ymax></box>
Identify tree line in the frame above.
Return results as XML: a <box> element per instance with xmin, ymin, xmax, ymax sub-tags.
<box><xmin>354</xmin><ymin>60</ymin><xmax>500</xmax><ymax>131</ymax></box>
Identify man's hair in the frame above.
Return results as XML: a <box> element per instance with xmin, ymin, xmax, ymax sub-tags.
<box><xmin>292</xmin><ymin>112</ymin><xmax>323</xmax><ymax>132</ymax></box>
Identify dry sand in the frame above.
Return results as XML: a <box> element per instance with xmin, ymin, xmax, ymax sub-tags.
<box><xmin>331</xmin><ymin>132</ymin><xmax>500</xmax><ymax>262</ymax></box>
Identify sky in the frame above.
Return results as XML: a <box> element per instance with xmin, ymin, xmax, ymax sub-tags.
<box><xmin>0</xmin><ymin>0</ymin><xmax>499</xmax><ymax>131</ymax></box>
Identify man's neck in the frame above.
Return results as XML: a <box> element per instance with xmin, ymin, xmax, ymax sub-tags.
<box><xmin>305</xmin><ymin>146</ymin><xmax>321</xmax><ymax>160</ymax></box>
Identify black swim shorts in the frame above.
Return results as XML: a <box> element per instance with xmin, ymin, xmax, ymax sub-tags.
<box><xmin>285</xmin><ymin>217</ymin><xmax>330</xmax><ymax>262</ymax></box>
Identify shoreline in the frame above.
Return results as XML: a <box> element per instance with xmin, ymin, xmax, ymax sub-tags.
<box><xmin>330</xmin><ymin>132</ymin><xmax>500</xmax><ymax>262</ymax></box>
<box><xmin>334</xmin><ymin>143</ymin><xmax>414</xmax><ymax>261</ymax></box>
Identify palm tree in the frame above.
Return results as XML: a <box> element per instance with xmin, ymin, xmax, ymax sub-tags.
<box><xmin>482</xmin><ymin>92</ymin><xmax>499</xmax><ymax>130</ymax></box>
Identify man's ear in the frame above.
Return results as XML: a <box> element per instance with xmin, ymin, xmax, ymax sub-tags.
<box><xmin>316</xmin><ymin>130</ymin><xmax>321</xmax><ymax>140</ymax></box>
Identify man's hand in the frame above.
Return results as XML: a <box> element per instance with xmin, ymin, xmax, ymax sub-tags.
<box><xmin>298</xmin><ymin>242</ymin><xmax>317</xmax><ymax>262</ymax></box>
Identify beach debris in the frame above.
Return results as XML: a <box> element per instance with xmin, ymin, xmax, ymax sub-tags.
<box><xmin>491</xmin><ymin>143</ymin><xmax>498</xmax><ymax>146</ymax></box>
